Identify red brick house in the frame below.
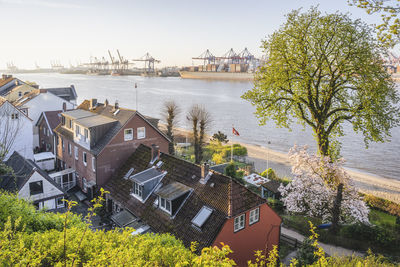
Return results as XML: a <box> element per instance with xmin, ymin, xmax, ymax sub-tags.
<box><xmin>105</xmin><ymin>144</ymin><xmax>282</xmax><ymax>266</ymax></box>
<box><xmin>54</xmin><ymin>99</ymin><xmax>170</xmax><ymax>197</ymax></box>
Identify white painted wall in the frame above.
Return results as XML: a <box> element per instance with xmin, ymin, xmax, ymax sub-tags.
<box><xmin>18</xmin><ymin>170</ymin><xmax>64</xmax><ymax>210</ymax></box>
<box><xmin>0</xmin><ymin>101</ymin><xmax>33</xmax><ymax>160</ymax></box>
<box><xmin>22</xmin><ymin>92</ymin><xmax>75</xmax><ymax>148</ymax></box>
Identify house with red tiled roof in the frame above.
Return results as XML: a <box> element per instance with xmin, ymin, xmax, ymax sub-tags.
<box><xmin>53</xmin><ymin>99</ymin><xmax>170</xmax><ymax>197</ymax></box>
<box><xmin>105</xmin><ymin>144</ymin><xmax>282</xmax><ymax>266</ymax></box>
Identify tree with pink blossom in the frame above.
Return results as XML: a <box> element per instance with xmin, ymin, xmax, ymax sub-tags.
<box><xmin>279</xmin><ymin>146</ymin><xmax>369</xmax><ymax>229</ymax></box>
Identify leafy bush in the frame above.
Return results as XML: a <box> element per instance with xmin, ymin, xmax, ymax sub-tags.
<box><xmin>363</xmin><ymin>193</ymin><xmax>400</xmax><ymax>217</ymax></box>
<box><xmin>296</xmin><ymin>237</ymin><xmax>318</xmax><ymax>266</ymax></box>
<box><xmin>260</xmin><ymin>168</ymin><xmax>277</xmax><ymax>179</ymax></box>
<box><xmin>0</xmin><ymin>191</ymin><xmax>83</xmax><ymax>233</ymax></box>
<box><xmin>340</xmin><ymin>223</ymin><xmax>396</xmax><ymax>248</ymax></box>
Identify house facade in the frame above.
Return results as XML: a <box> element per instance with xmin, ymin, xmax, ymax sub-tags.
<box><xmin>105</xmin><ymin>144</ymin><xmax>282</xmax><ymax>266</ymax></box>
<box><xmin>0</xmin><ymin>97</ymin><xmax>33</xmax><ymax>160</ymax></box>
<box><xmin>36</xmin><ymin>110</ymin><xmax>62</xmax><ymax>155</ymax></box>
<box><xmin>0</xmin><ymin>152</ymin><xmax>66</xmax><ymax>210</ymax></box>
<box><xmin>54</xmin><ymin>99</ymin><xmax>170</xmax><ymax>197</ymax></box>
<box><xmin>13</xmin><ymin>89</ymin><xmax>75</xmax><ymax>148</ymax></box>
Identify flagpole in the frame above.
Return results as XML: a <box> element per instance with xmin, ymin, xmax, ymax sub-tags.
<box><xmin>231</xmin><ymin>125</ymin><xmax>234</xmax><ymax>162</ymax></box>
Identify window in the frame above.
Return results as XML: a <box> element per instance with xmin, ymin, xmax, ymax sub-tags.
<box><xmin>84</xmin><ymin>129</ymin><xmax>89</xmax><ymax>142</ymax></box>
<box><xmin>18</xmin><ymin>91</ymin><xmax>22</xmax><ymax>97</ymax></box>
<box><xmin>62</xmin><ymin>138</ymin><xmax>65</xmax><ymax>152</ymax></box>
<box><xmin>75</xmin><ymin>125</ymin><xmax>80</xmax><ymax>137</ymax></box>
<box><xmin>68</xmin><ymin>143</ymin><xmax>71</xmax><ymax>155</ymax></box>
<box><xmin>234</xmin><ymin>214</ymin><xmax>245</xmax><ymax>232</ymax></box>
<box><xmin>62</xmin><ymin>116</ymin><xmax>65</xmax><ymax>126</ymax></box>
<box><xmin>124</xmin><ymin>128</ymin><xmax>133</xmax><ymax>141</ymax></box>
<box><xmin>133</xmin><ymin>182</ymin><xmax>143</xmax><ymax>198</ymax></box>
<box><xmin>83</xmin><ymin>152</ymin><xmax>87</xmax><ymax>166</ymax></box>
<box><xmin>82</xmin><ymin>177</ymin><xmax>87</xmax><ymax>193</ymax></box>
<box><xmin>137</xmin><ymin>127</ymin><xmax>146</xmax><ymax>139</ymax></box>
<box><xmin>68</xmin><ymin>119</ymin><xmax>72</xmax><ymax>129</ymax></box>
<box><xmin>249</xmin><ymin>208</ymin><xmax>260</xmax><ymax>225</ymax></box>
<box><xmin>11</xmin><ymin>113</ymin><xmax>19</xmax><ymax>120</ymax></box>
<box><xmin>74</xmin><ymin>146</ymin><xmax>78</xmax><ymax>160</ymax></box>
<box><xmin>159</xmin><ymin>197</ymin><xmax>171</xmax><ymax>214</ymax></box>
<box><xmin>92</xmin><ymin>157</ymin><xmax>96</xmax><ymax>172</ymax></box>
<box><xmin>29</xmin><ymin>181</ymin><xmax>43</xmax><ymax>195</ymax></box>
<box><xmin>56</xmin><ymin>197</ymin><xmax>65</xmax><ymax>208</ymax></box>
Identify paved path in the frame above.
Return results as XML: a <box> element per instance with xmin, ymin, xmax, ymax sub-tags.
<box><xmin>281</xmin><ymin>227</ymin><xmax>364</xmax><ymax>258</ymax></box>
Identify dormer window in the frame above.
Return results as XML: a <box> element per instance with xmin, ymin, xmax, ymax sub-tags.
<box><xmin>159</xmin><ymin>197</ymin><xmax>171</xmax><ymax>214</ymax></box>
<box><xmin>156</xmin><ymin>182</ymin><xmax>192</xmax><ymax>217</ymax></box>
<box><xmin>133</xmin><ymin>182</ymin><xmax>143</xmax><ymax>199</ymax></box>
<box><xmin>84</xmin><ymin>128</ymin><xmax>89</xmax><ymax>142</ymax></box>
<box><xmin>61</xmin><ymin>116</ymin><xmax>65</xmax><ymax>126</ymax></box>
<box><xmin>75</xmin><ymin>125</ymin><xmax>80</xmax><ymax>137</ymax></box>
<box><xmin>68</xmin><ymin>119</ymin><xmax>72</xmax><ymax>129</ymax></box>
<box><xmin>137</xmin><ymin>127</ymin><xmax>146</xmax><ymax>139</ymax></box>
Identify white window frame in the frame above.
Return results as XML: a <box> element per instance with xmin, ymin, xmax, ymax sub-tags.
<box><xmin>249</xmin><ymin>207</ymin><xmax>260</xmax><ymax>225</ymax></box>
<box><xmin>133</xmin><ymin>182</ymin><xmax>143</xmax><ymax>199</ymax></box>
<box><xmin>159</xmin><ymin>197</ymin><xmax>172</xmax><ymax>215</ymax></box>
<box><xmin>84</xmin><ymin>128</ymin><xmax>89</xmax><ymax>142</ymax></box>
<box><xmin>74</xmin><ymin>146</ymin><xmax>78</xmax><ymax>160</ymax></box>
<box><xmin>234</xmin><ymin>214</ymin><xmax>245</xmax><ymax>232</ymax></box>
<box><xmin>68</xmin><ymin>143</ymin><xmax>71</xmax><ymax>155</ymax></box>
<box><xmin>62</xmin><ymin>138</ymin><xmax>65</xmax><ymax>152</ymax></box>
<box><xmin>56</xmin><ymin>197</ymin><xmax>65</xmax><ymax>208</ymax></box>
<box><xmin>92</xmin><ymin>156</ymin><xmax>96</xmax><ymax>172</ymax></box>
<box><xmin>75</xmin><ymin>124</ymin><xmax>80</xmax><ymax>137</ymax></box>
<box><xmin>124</xmin><ymin>128</ymin><xmax>133</xmax><ymax>141</ymax></box>
<box><xmin>137</xmin><ymin>127</ymin><xmax>146</xmax><ymax>139</ymax></box>
<box><xmin>83</xmin><ymin>152</ymin><xmax>87</xmax><ymax>166</ymax></box>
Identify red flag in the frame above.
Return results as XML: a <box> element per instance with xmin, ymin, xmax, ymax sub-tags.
<box><xmin>232</xmin><ymin>127</ymin><xmax>240</xmax><ymax>136</ymax></box>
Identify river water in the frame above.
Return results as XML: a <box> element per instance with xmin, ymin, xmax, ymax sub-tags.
<box><xmin>16</xmin><ymin>73</ymin><xmax>400</xmax><ymax>181</ymax></box>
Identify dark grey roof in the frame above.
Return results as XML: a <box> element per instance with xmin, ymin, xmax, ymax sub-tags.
<box><xmin>62</xmin><ymin>109</ymin><xmax>93</xmax><ymax>119</ymax></box>
<box><xmin>156</xmin><ymin>181</ymin><xmax>191</xmax><ymax>200</ymax></box>
<box><xmin>262</xmin><ymin>180</ymin><xmax>281</xmax><ymax>194</ymax></box>
<box><xmin>45</xmin><ymin>85</ymin><xmax>77</xmax><ymax>102</ymax></box>
<box><xmin>0</xmin><ymin>152</ymin><xmax>66</xmax><ymax>195</ymax></box>
<box><xmin>130</xmin><ymin>167</ymin><xmax>164</xmax><ymax>185</ymax></box>
<box><xmin>110</xmin><ymin>209</ymin><xmax>137</xmax><ymax>227</ymax></box>
<box><xmin>210</xmin><ymin>163</ymin><xmax>229</xmax><ymax>174</ymax></box>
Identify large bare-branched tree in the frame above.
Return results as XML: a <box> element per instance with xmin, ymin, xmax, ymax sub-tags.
<box><xmin>162</xmin><ymin>100</ymin><xmax>180</xmax><ymax>155</ymax></box>
<box><xmin>187</xmin><ymin>105</ymin><xmax>211</xmax><ymax>164</ymax></box>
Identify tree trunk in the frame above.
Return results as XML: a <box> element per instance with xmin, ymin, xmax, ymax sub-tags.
<box><xmin>198</xmin><ymin>121</ymin><xmax>205</xmax><ymax>163</ymax></box>
<box><xmin>330</xmin><ymin>183</ymin><xmax>343</xmax><ymax>234</ymax></box>
<box><xmin>192</xmin><ymin>119</ymin><xmax>199</xmax><ymax>164</ymax></box>
<box><xmin>316</xmin><ymin>127</ymin><xmax>329</xmax><ymax>157</ymax></box>
<box><xmin>166</xmin><ymin>124</ymin><xmax>175</xmax><ymax>155</ymax></box>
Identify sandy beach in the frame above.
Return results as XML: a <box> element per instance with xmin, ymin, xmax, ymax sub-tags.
<box><xmin>165</xmin><ymin>125</ymin><xmax>400</xmax><ymax>204</ymax></box>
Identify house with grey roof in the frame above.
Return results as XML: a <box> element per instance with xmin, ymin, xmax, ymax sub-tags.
<box><xmin>54</xmin><ymin>99</ymin><xmax>170</xmax><ymax>198</ymax></box>
<box><xmin>105</xmin><ymin>144</ymin><xmax>282</xmax><ymax>266</ymax></box>
<box><xmin>45</xmin><ymin>85</ymin><xmax>77</xmax><ymax>104</ymax></box>
<box><xmin>0</xmin><ymin>151</ymin><xmax>66</xmax><ymax>210</ymax></box>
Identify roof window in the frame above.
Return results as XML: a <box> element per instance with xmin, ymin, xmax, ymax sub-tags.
<box><xmin>192</xmin><ymin>206</ymin><xmax>213</xmax><ymax>228</ymax></box>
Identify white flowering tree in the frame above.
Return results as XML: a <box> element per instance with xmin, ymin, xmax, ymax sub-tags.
<box><xmin>279</xmin><ymin>146</ymin><xmax>369</xmax><ymax>226</ymax></box>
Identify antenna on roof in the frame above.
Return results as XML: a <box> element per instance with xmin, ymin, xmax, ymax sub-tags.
<box><xmin>135</xmin><ymin>83</ymin><xmax>138</xmax><ymax>111</ymax></box>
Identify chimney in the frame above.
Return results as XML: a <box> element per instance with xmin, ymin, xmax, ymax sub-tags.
<box><xmin>90</xmin><ymin>98</ymin><xmax>97</xmax><ymax>109</ymax></box>
<box><xmin>62</xmin><ymin>102</ymin><xmax>67</xmax><ymax>112</ymax></box>
<box><xmin>32</xmin><ymin>84</ymin><xmax>39</xmax><ymax>89</ymax></box>
<box><xmin>199</xmin><ymin>163</ymin><xmax>212</xmax><ymax>184</ymax></box>
<box><xmin>151</xmin><ymin>144</ymin><xmax>160</xmax><ymax>164</ymax></box>
<box><xmin>104</xmin><ymin>99</ymin><xmax>109</xmax><ymax>106</ymax></box>
<box><xmin>201</xmin><ymin>163</ymin><xmax>209</xmax><ymax>179</ymax></box>
<box><xmin>114</xmin><ymin>100</ymin><xmax>119</xmax><ymax>110</ymax></box>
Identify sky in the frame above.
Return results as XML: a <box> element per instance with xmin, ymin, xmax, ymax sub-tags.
<box><xmin>0</xmin><ymin>0</ymin><xmax>388</xmax><ymax>69</ymax></box>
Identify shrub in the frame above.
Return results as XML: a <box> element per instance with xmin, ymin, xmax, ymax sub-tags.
<box><xmin>340</xmin><ymin>223</ymin><xmax>396</xmax><ymax>248</ymax></box>
<box><xmin>260</xmin><ymin>168</ymin><xmax>277</xmax><ymax>180</ymax></box>
<box><xmin>363</xmin><ymin>194</ymin><xmax>400</xmax><ymax>217</ymax></box>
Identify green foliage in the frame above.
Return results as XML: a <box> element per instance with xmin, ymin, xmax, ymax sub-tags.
<box><xmin>267</xmin><ymin>198</ymin><xmax>285</xmax><ymax>214</ymax></box>
<box><xmin>0</xmin><ymin>191</ymin><xmax>83</xmax><ymax>233</ymax></box>
<box><xmin>349</xmin><ymin>0</ymin><xmax>400</xmax><ymax>47</ymax></box>
<box><xmin>224</xmin><ymin>163</ymin><xmax>245</xmax><ymax>184</ymax></box>
<box><xmin>363</xmin><ymin>193</ymin><xmax>400</xmax><ymax>217</ymax></box>
<box><xmin>242</xmin><ymin>7</ymin><xmax>400</xmax><ymax>158</ymax></box>
<box><xmin>369</xmin><ymin>209</ymin><xmax>397</xmax><ymax>228</ymax></box>
<box><xmin>340</xmin><ymin>223</ymin><xmax>397</xmax><ymax>248</ymax></box>
<box><xmin>296</xmin><ymin>232</ymin><xmax>318</xmax><ymax>266</ymax></box>
<box><xmin>260</xmin><ymin>168</ymin><xmax>277</xmax><ymax>180</ymax></box>
<box><xmin>211</xmin><ymin>131</ymin><xmax>229</xmax><ymax>143</ymax></box>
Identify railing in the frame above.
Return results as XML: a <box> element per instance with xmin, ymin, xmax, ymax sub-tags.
<box><xmin>281</xmin><ymin>233</ymin><xmax>300</xmax><ymax>248</ymax></box>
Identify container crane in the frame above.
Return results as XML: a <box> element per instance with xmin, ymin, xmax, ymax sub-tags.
<box><xmin>132</xmin><ymin>53</ymin><xmax>160</xmax><ymax>74</ymax></box>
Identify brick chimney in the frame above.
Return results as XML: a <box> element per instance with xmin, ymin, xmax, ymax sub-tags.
<box><xmin>114</xmin><ymin>100</ymin><xmax>119</xmax><ymax>110</ymax></box>
<box><xmin>199</xmin><ymin>163</ymin><xmax>212</xmax><ymax>184</ymax></box>
<box><xmin>104</xmin><ymin>99</ymin><xmax>109</xmax><ymax>106</ymax></box>
<box><xmin>90</xmin><ymin>98</ymin><xmax>97</xmax><ymax>109</ymax></box>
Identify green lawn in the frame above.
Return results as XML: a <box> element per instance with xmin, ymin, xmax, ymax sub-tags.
<box><xmin>369</xmin><ymin>209</ymin><xmax>397</xmax><ymax>227</ymax></box>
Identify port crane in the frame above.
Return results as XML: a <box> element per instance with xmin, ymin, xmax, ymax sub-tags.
<box><xmin>132</xmin><ymin>53</ymin><xmax>160</xmax><ymax>73</ymax></box>
<box><xmin>192</xmin><ymin>49</ymin><xmax>216</xmax><ymax>65</ymax></box>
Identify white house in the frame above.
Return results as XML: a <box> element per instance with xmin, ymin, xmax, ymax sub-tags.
<box><xmin>13</xmin><ymin>89</ymin><xmax>75</xmax><ymax>148</ymax></box>
<box><xmin>0</xmin><ymin>97</ymin><xmax>33</xmax><ymax>161</ymax></box>
<box><xmin>0</xmin><ymin>151</ymin><xmax>66</xmax><ymax>210</ymax></box>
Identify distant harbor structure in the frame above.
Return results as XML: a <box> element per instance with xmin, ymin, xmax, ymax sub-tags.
<box><xmin>179</xmin><ymin>48</ymin><xmax>263</xmax><ymax>81</ymax></box>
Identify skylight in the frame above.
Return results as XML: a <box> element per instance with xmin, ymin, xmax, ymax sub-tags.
<box><xmin>191</xmin><ymin>206</ymin><xmax>213</xmax><ymax>228</ymax></box>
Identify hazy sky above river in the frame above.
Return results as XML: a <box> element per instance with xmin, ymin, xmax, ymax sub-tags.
<box><xmin>0</xmin><ymin>0</ymin><xmax>387</xmax><ymax>69</ymax></box>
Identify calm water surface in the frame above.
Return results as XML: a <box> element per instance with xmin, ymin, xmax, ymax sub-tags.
<box><xmin>17</xmin><ymin>73</ymin><xmax>400</xmax><ymax>181</ymax></box>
